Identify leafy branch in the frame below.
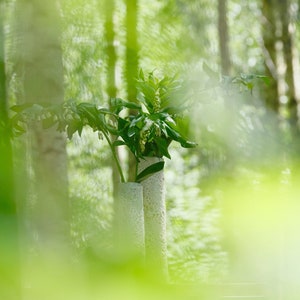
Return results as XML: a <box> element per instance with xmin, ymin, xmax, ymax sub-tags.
<box><xmin>11</xmin><ymin>71</ymin><xmax>197</xmax><ymax>182</ymax></box>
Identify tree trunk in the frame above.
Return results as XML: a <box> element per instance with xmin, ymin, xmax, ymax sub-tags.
<box><xmin>125</xmin><ymin>0</ymin><xmax>139</xmax><ymax>182</ymax></box>
<box><xmin>125</xmin><ymin>0</ymin><xmax>139</xmax><ymax>103</ymax></box>
<box><xmin>104</xmin><ymin>0</ymin><xmax>117</xmax><ymax>99</ymax></box>
<box><xmin>278</xmin><ymin>0</ymin><xmax>299</xmax><ymax>132</ymax></box>
<box><xmin>260</xmin><ymin>0</ymin><xmax>280</xmax><ymax>112</ymax></box>
<box><xmin>217</xmin><ymin>0</ymin><xmax>231</xmax><ymax>76</ymax></box>
<box><xmin>15</xmin><ymin>0</ymin><xmax>69</xmax><ymax>253</ymax></box>
<box><xmin>0</xmin><ymin>2</ymin><xmax>14</xmax><ymax>211</ymax></box>
<box><xmin>0</xmin><ymin>2</ymin><xmax>20</xmax><ymax>299</ymax></box>
<box><xmin>104</xmin><ymin>0</ymin><xmax>121</xmax><ymax>202</ymax></box>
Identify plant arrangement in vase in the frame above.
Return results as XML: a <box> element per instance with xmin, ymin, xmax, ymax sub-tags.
<box><xmin>11</xmin><ymin>70</ymin><xmax>197</xmax><ymax>275</ymax></box>
<box><xmin>126</xmin><ymin>70</ymin><xmax>197</xmax><ymax>277</ymax></box>
<box><xmin>112</xmin><ymin>70</ymin><xmax>196</xmax><ymax>276</ymax></box>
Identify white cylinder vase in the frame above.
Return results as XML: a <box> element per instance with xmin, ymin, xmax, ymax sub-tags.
<box><xmin>138</xmin><ymin>157</ymin><xmax>168</xmax><ymax>278</ymax></box>
<box><xmin>114</xmin><ymin>182</ymin><xmax>145</xmax><ymax>260</ymax></box>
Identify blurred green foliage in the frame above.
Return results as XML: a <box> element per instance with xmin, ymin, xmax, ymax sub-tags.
<box><xmin>2</xmin><ymin>0</ymin><xmax>300</xmax><ymax>298</ymax></box>
<box><xmin>67</xmin><ymin>130</ymin><xmax>113</xmax><ymax>253</ymax></box>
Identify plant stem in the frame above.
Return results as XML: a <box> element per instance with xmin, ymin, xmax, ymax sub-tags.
<box><xmin>102</xmin><ymin>131</ymin><xmax>126</xmax><ymax>183</ymax></box>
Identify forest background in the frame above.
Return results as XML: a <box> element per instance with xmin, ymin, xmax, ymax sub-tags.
<box><xmin>1</xmin><ymin>0</ymin><xmax>300</xmax><ymax>299</ymax></box>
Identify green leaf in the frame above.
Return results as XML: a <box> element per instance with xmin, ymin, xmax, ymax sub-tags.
<box><xmin>247</xmin><ymin>82</ymin><xmax>254</xmax><ymax>91</ymax></box>
<box><xmin>136</xmin><ymin>161</ymin><xmax>165</xmax><ymax>182</ymax></box>
<box><xmin>10</xmin><ymin>103</ymin><xmax>34</xmax><ymax>112</ymax></box>
<box><xmin>128</xmin><ymin>126</ymin><xmax>137</xmax><ymax>137</ymax></box>
<box><xmin>117</xmin><ymin>117</ymin><xmax>129</xmax><ymax>131</ymax></box>
<box><xmin>113</xmin><ymin>140</ymin><xmax>126</xmax><ymax>147</ymax></box>
<box><xmin>42</xmin><ymin>117</ymin><xmax>56</xmax><ymax>129</ymax></box>
<box><xmin>165</xmin><ymin>123</ymin><xmax>181</xmax><ymax>141</ymax></box>
<box><xmin>165</xmin><ymin>123</ymin><xmax>197</xmax><ymax>148</ymax></box>
<box><xmin>180</xmin><ymin>139</ymin><xmax>197</xmax><ymax>148</ymax></box>
<box><xmin>138</xmin><ymin>69</ymin><xmax>145</xmax><ymax>80</ymax></box>
<box><xmin>110</xmin><ymin>98</ymin><xmax>141</xmax><ymax>114</ymax></box>
<box><xmin>77</xmin><ymin>124</ymin><xmax>83</xmax><ymax>136</ymax></box>
<box><xmin>77</xmin><ymin>103</ymin><xmax>98</xmax><ymax>122</ymax></box>
<box><xmin>256</xmin><ymin>75</ymin><xmax>270</xmax><ymax>85</ymax></box>
<box><xmin>106</xmin><ymin>124</ymin><xmax>119</xmax><ymax>135</ymax></box>
<box><xmin>122</xmin><ymin>101</ymin><xmax>141</xmax><ymax>110</ymax></box>
<box><xmin>66</xmin><ymin>120</ymin><xmax>81</xmax><ymax>139</ymax></box>
<box><xmin>56</xmin><ymin>121</ymin><xmax>67</xmax><ymax>133</ymax></box>
<box><xmin>13</xmin><ymin>123</ymin><xmax>26</xmax><ymax>135</ymax></box>
<box><xmin>155</xmin><ymin>137</ymin><xmax>171</xmax><ymax>159</ymax></box>
<box><xmin>129</xmin><ymin>115</ymin><xmax>145</xmax><ymax>128</ymax></box>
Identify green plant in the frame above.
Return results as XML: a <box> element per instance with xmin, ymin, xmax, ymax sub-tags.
<box><xmin>11</xmin><ymin>71</ymin><xmax>197</xmax><ymax>182</ymax></box>
<box><xmin>114</xmin><ymin>71</ymin><xmax>196</xmax><ymax>158</ymax></box>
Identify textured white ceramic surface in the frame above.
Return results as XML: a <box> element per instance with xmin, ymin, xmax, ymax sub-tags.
<box><xmin>115</xmin><ymin>182</ymin><xmax>145</xmax><ymax>258</ymax></box>
<box><xmin>138</xmin><ymin>157</ymin><xmax>168</xmax><ymax>278</ymax></box>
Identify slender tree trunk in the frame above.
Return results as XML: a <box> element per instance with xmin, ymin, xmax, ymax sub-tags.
<box><xmin>0</xmin><ymin>3</ymin><xmax>13</xmax><ymax>206</ymax></box>
<box><xmin>125</xmin><ymin>0</ymin><xmax>139</xmax><ymax>103</ymax></box>
<box><xmin>105</xmin><ymin>0</ymin><xmax>117</xmax><ymax>99</ymax></box>
<box><xmin>0</xmin><ymin>2</ymin><xmax>20</xmax><ymax>299</ymax></box>
<box><xmin>125</xmin><ymin>0</ymin><xmax>139</xmax><ymax>182</ymax></box>
<box><xmin>278</xmin><ymin>0</ymin><xmax>299</xmax><ymax>132</ymax></box>
<box><xmin>104</xmin><ymin>0</ymin><xmax>120</xmax><ymax>199</ymax></box>
<box><xmin>260</xmin><ymin>0</ymin><xmax>280</xmax><ymax>112</ymax></box>
<box><xmin>15</xmin><ymin>0</ymin><xmax>69</xmax><ymax>253</ymax></box>
<box><xmin>217</xmin><ymin>0</ymin><xmax>231</xmax><ymax>76</ymax></box>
